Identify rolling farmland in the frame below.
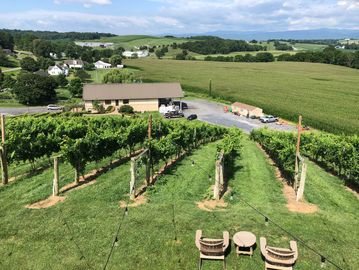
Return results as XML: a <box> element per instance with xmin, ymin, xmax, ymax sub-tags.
<box><xmin>125</xmin><ymin>58</ymin><xmax>359</xmax><ymax>134</ymax></box>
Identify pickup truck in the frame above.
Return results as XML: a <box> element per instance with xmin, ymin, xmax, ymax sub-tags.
<box><xmin>260</xmin><ymin>115</ymin><xmax>278</xmax><ymax>123</ymax></box>
<box><xmin>164</xmin><ymin>111</ymin><xmax>184</xmax><ymax>119</ymax></box>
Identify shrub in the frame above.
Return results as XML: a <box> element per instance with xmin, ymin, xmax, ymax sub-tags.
<box><xmin>105</xmin><ymin>105</ymin><xmax>115</xmax><ymax>113</ymax></box>
<box><xmin>118</xmin><ymin>105</ymin><xmax>134</xmax><ymax>114</ymax></box>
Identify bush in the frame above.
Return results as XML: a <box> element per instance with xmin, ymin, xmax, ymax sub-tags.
<box><xmin>118</xmin><ymin>105</ymin><xmax>134</xmax><ymax>114</ymax></box>
<box><xmin>105</xmin><ymin>105</ymin><xmax>115</xmax><ymax>113</ymax></box>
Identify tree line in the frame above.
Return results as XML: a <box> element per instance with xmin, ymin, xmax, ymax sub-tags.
<box><xmin>204</xmin><ymin>52</ymin><xmax>275</xmax><ymax>62</ymax></box>
<box><xmin>278</xmin><ymin>46</ymin><xmax>359</xmax><ymax>69</ymax></box>
<box><xmin>1</xmin><ymin>29</ymin><xmax>115</xmax><ymax>41</ymax></box>
<box><xmin>179</xmin><ymin>37</ymin><xmax>266</xmax><ymax>54</ymax></box>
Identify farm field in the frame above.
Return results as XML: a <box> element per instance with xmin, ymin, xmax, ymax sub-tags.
<box><xmin>125</xmin><ymin>58</ymin><xmax>359</xmax><ymax>134</ymax></box>
<box><xmin>80</xmin><ymin>35</ymin><xmax>191</xmax><ymax>49</ymax></box>
<box><xmin>0</xmin><ymin>136</ymin><xmax>358</xmax><ymax>269</ymax></box>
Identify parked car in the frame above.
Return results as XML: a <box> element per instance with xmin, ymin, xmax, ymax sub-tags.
<box><xmin>187</xmin><ymin>114</ymin><xmax>197</xmax><ymax>121</ymax></box>
<box><xmin>164</xmin><ymin>111</ymin><xmax>184</xmax><ymax>119</ymax></box>
<box><xmin>260</xmin><ymin>115</ymin><xmax>278</xmax><ymax>123</ymax></box>
<box><xmin>47</xmin><ymin>104</ymin><xmax>63</xmax><ymax>111</ymax></box>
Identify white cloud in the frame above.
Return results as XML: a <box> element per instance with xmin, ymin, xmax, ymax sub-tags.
<box><xmin>54</xmin><ymin>0</ymin><xmax>112</xmax><ymax>8</ymax></box>
<box><xmin>0</xmin><ymin>10</ymin><xmax>182</xmax><ymax>34</ymax></box>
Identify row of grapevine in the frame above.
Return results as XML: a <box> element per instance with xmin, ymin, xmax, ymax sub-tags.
<box><xmin>250</xmin><ymin>128</ymin><xmax>359</xmax><ymax>187</ymax></box>
<box><xmin>250</xmin><ymin>128</ymin><xmax>296</xmax><ymax>181</ymax></box>
<box><xmin>216</xmin><ymin>128</ymin><xmax>243</xmax><ymax>164</ymax></box>
<box><xmin>2</xmin><ymin>114</ymin><xmax>226</xmax><ymax>180</ymax></box>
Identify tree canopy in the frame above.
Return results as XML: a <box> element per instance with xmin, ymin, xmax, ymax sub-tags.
<box><xmin>13</xmin><ymin>73</ymin><xmax>57</xmax><ymax>105</ymax></box>
<box><xmin>20</xmin><ymin>57</ymin><xmax>39</xmax><ymax>72</ymax></box>
<box><xmin>68</xmin><ymin>78</ymin><xmax>83</xmax><ymax>97</ymax></box>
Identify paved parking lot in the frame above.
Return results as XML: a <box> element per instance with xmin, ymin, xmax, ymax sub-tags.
<box><xmin>183</xmin><ymin>99</ymin><xmax>296</xmax><ymax>134</ymax></box>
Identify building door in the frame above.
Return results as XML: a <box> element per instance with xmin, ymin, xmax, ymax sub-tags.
<box><xmin>115</xmin><ymin>100</ymin><xmax>119</xmax><ymax>106</ymax></box>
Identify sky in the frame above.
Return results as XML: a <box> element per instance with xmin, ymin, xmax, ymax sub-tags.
<box><xmin>0</xmin><ymin>0</ymin><xmax>358</xmax><ymax>35</ymax></box>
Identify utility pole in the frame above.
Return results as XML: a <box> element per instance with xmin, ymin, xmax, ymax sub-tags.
<box><xmin>0</xmin><ymin>114</ymin><xmax>8</xmax><ymax>185</ymax></box>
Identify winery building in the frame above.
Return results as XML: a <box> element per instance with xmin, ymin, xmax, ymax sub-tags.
<box><xmin>83</xmin><ymin>83</ymin><xmax>184</xmax><ymax>112</ymax></box>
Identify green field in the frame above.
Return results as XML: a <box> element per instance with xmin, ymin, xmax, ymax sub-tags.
<box><xmin>125</xmin><ymin>58</ymin><xmax>359</xmax><ymax>134</ymax></box>
<box><xmin>0</xmin><ymin>136</ymin><xmax>358</xmax><ymax>269</ymax></box>
<box><xmin>80</xmin><ymin>35</ymin><xmax>191</xmax><ymax>49</ymax></box>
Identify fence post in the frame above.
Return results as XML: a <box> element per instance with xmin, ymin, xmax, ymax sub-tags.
<box><xmin>74</xmin><ymin>168</ymin><xmax>79</xmax><ymax>184</ymax></box>
<box><xmin>53</xmin><ymin>156</ymin><xmax>59</xmax><ymax>196</ymax></box>
<box><xmin>296</xmin><ymin>162</ymin><xmax>307</xmax><ymax>201</ymax></box>
<box><xmin>0</xmin><ymin>114</ymin><xmax>8</xmax><ymax>185</ymax></box>
<box><xmin>130</xmin><ymin>158</ymin><xmax>136</xmax><ymax>200</ymax></box>
<box><xmin>146</xmin><ymin>153</ymin><xmax>150</xmax><ymax>186</ymax></box>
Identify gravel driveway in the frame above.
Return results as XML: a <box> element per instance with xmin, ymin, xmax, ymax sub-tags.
<box><xmin>183</xmin><ymin>99</ymin><xmax>296</xmax><ymax>134</ymax></box>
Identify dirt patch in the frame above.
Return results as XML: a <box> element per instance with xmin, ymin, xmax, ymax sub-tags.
<box><xmin>26</xmin><ymin>196</ymin><xmax>65</xmax><ymax>209</ymax></box>
<box><xmin>197</xmin><ymin>199</ymin><xmax>228</xmax><ymax>212</ymax></box>
<box><xmin>119</xmin><ymin>194</ymin><xmax>147</xmax><ymax>208</ymax></box>
<box><xmin>345</xmin><ymin>187</ymin><xmax>359</xmax><ymax>200</ymax></box>
<box><xmin>256</xmin><ymin>143</ymin><xmax>318</xmax><ymax>214</ymax></box>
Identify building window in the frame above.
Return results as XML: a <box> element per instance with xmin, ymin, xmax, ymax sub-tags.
<box><xmin>115</xmin><ymin>100</ymin><xmax>119</xmax><ymax>106</ymax></box>
<box><xmin>105</xmin><ymin>100</ymin><xmax>111</xmax><ymax>105</ymax></box>
<box><xmin>123</xmin><ymin>99</ymin><xmax>129</xmax><ymax>104</ymax></box>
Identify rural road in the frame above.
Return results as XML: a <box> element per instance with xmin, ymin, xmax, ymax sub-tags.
<box><xmin>183</xmin><ymin>99</ymin><xmax>296</xmax><ymax>134</ymax></box>
<box><xmin>2</xmin><ymin>67</ymin><xmax>22</xmax><ymax>73</ymax></box>
<box><xmin>0</xmin><ymin>106</ymin><xmax>48</xmax><ymax>115</ymax></box>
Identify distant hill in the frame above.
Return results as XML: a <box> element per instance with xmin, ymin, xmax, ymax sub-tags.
<box><xmin>177</xmin><ymin>29</ymin><xmax>359</xmax><ymax>41</ymax></box>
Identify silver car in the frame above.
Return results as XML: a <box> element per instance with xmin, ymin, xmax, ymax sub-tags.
<box><xmin>47</xmin><ymin>104</ymin><xmax>63</xmax><ymax>111</ymax></box>
<box><xmin>260</xmin><ymin>115</ymin><xmax>278</xmax><ymax>123</ymax></box>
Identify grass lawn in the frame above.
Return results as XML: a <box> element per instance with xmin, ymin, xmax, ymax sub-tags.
<box><xmin>124</xmin><ymin>58</ymin><xmax>359</xmax><ymax>134</ymax></box>
<box><xmin>0</xmin><ymin>135</ymin><xmax>358</xmax><ymax>269</ymax></box>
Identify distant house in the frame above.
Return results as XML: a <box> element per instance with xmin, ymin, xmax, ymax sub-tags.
<box><xmin>64</xmin><ymin>59</ymin><xmax>84</xmax><ymax>69</ymax></box>
<box><xmin>48</xmin><ymin>64</ymin><xmax>69</xmax><ymax>76</ymax></box>
<box><xmin>231</xmin><ymin>102</ymin><xmax>263</xmax><ymax>118</ymax></box>
<box><xmin>335</xmin><ymin>45</ymin><xmax>345</xmax><ymax>49</ymax></box>
<box><xmin>122</xmin><ymin>50</ymin><xmax>149</xmax><ymax>58</ymax></box>
<box><xmin>117</xmin><ymin>64</ymin><xmax>124</xmax><ymax>69</ymax></box>
<box><xmin>83</xmin><ymin>82</ymin><xmax>184</xmax><ymax>112</ymax></box>
<box><xmin>2</xmin><ymin>49</ymin><xmax>13</xmax><ymax>55</ymax></box>
<box><xmin>75</xmin><ymin>42</ymin><xmax>114</xmax><ymax>48</ymax></box>
<box><xmin>94</xmin><ymin>60</ymin><xmax>112</xmax><ymax>69</ymax></box>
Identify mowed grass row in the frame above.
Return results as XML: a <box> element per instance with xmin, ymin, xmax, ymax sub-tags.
<box><xmin>125</xmin><ymin>59</ymin><xmax>359</xmax><ymax>134</ymax></box>
<box><xmin>0</xmin><ymin>137</ymin><xmax>358</xmax><ymax>269</ymax></box>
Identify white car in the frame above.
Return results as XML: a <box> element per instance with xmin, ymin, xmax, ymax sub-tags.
<box><xmin>47</xmin><ymin>104</ymin><xmax>63</xmax><ymax>111</ymax></box>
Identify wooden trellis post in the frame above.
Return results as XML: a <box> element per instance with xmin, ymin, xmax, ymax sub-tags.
<box><xmin>294</xmin><ymin>115</ymin><xmax>302</xmax><ymax>191</ymax></box>
<box><xmin>214</xmin><ymin>151</ymin><xmax>224</xmax><ymax>200</ymax></box>
<box><xmin>129</xmin><ymin>149</ymin><xmax>149</xmax><ymax>200</ymax></box>
<box><xmin>130</xmin><ymin>157</ymin><xmax>136</xmax><ymax>200</ymax></box>
<box><xmin>293</xmin><ymin>115</ymin><xmax>308</xmax><ymax>201</ymax></box>
<box><xmin>296</xmin><ymin>161</ymin><xmax>307</xmax><ymax>201</ymax></box>
<box><xmin>53</xmin><ymin>156</ymin><xmax>59</xmax><ymax>196</ymax></box>
<box><xmin>147</xmin><ymin>114</ymin><xmax>152</xmax><ymax>184</ymax></box>
<box><xmin>0</xmin><ymin>114</ymin><xmax>8</xmax><ymax>185</ymax></box>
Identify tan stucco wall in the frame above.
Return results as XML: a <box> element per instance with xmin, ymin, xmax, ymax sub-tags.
<box><xmin>231</xmin><ymin>105</ymin><xmax>263</xmax><ymax>117</ymax></box>
<box><xmin>84</xmin><ymin>99</ymin><xmax>159</xmax><ymax>112</ymax></box>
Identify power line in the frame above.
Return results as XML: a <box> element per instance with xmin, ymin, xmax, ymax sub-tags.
<box><xmin>236</xmin><ymin>195</ymin><xmax>344</xmax><ymax>269</ymax></box>
<box><xmin>102</xmin><ymin>204</ymin><xmax>129</xmax><ymax>270</ymax></box>
<box><xmin>58</xmin><ymin>208</ymin><xmax>94</xmax><ymax>270</ymax></box>
<box><xmin>190</xmin><ymin>159</ymin><xmax>345</xmax><ymax>270</ymax></box>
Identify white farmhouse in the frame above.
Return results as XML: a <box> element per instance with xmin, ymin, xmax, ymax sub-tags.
<box><xmin>94</xmin><ymin>60</ymin><xmax>112</xmax><ymax>69</ymax></box>
<box><xmin>64</xmin><ymin>59</ymin><xmax>84</xmax><ymax>69</ymax></box>
<box><xmin>122</xmin><ymin>50</ymin><xmax>149</xmax><ymax>58</ymax></box>
<box><xmin>48</xmin><ymin>64</ymin><xmax>69</xmax><ymax>76</ymax></box>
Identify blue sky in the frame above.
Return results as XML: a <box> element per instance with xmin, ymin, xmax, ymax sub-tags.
<box><xmin>0</xmin><ymin>0</ymin><xmax>358</xmax><ymax>34</ymax></box>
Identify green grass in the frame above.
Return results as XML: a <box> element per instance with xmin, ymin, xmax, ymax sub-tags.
<box><xmin>0</xmin><ymin>136</ymin><xmax>358</xmax><ymax>269</ymax></box>
<box><xmin>124</xmin><ymin>58</ymin><xmax>359</xmax><ymax>134</ymax></box>
<box><xmin>292</xmin><ymin>43</ymin><xmax>328</xmax><ymax>51</ymax></box>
